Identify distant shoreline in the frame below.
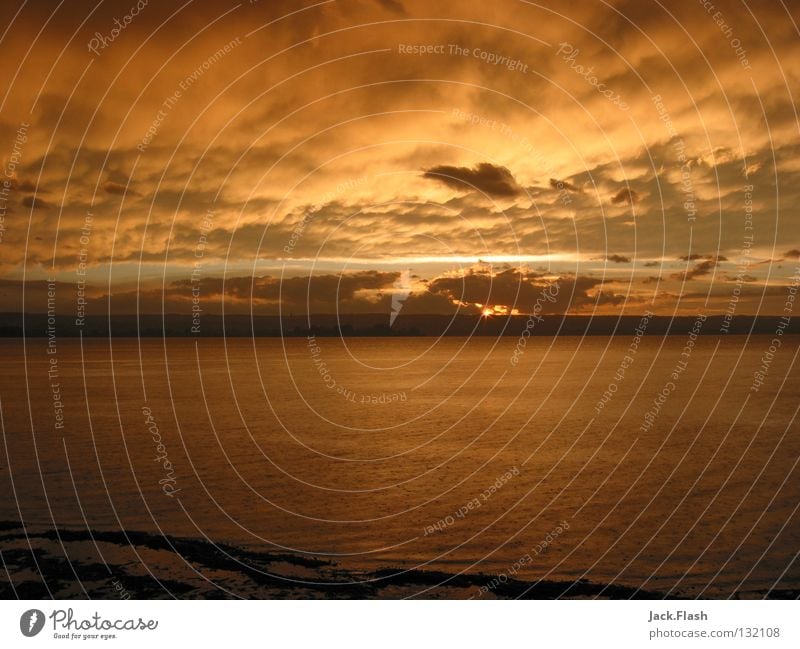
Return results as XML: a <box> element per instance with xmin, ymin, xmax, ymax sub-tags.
<box><xmin>1</xmin><ymin>313</ymin><xmax>798</xmax><ymax>337</ymax></box>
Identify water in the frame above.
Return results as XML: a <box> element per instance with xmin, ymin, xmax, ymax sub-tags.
<box><xmin>1</xmin><ymin>335</ymin><xmax>798</xmax><ymax>597</ymax></box>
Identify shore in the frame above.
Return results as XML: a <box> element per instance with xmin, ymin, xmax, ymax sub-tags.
<box><xmin>0</xmin><ymin>521</ymin><xmax>685</xmax><ymax>600</ymax></box>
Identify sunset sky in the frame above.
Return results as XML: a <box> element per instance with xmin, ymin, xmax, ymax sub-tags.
<box><xmin>1</xmin><ymin>0</ymin><xmax>798</xmax><ymax>317</ymax></box>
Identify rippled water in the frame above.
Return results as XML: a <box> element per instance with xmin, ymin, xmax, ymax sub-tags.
<box><xmin>2</xmin><ymin>335</ymin><xmax>798</xmax><ymax>597</ymax></box>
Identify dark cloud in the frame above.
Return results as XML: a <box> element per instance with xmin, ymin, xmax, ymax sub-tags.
<box><xmin>643</xmin><ymin>261</ymin><xmax>659</xmax><ymax>267</ymax></box>
<box><xmin>425</xmin><ymin>267</ymin><xmax>615</xmax><ymax>313</ymax></box>
<box><xmin>549</xmin><ymin>178</ymin><xmax>581</xmax><ymax>193</ymax></box>
<box><xmin>671</xmin><ymin>256</ymin><xmax>726</xmax><ymax>281</ymax></box>
<box><xmin>3</xmin><ymin>177</ymin><xmax>38</xmax><ymax>192</ymax></box>
<box><xmin>679</xmin><ymin>253</ymin><xmax>727</xmax><ymax>262</ymax></box>
<box><xmin>124</xmin><ymin>266</ymin><xmax>622</xmax><ymax>317</ymax></box>
<box><xmin>784</xmin><ymin>249</ymin><xmax>800</xmax><ymax>259</ymax></box>
<box><xmin>606</xmin><ymin>254</ymin><xmax>630</xmax><ymax>264</ymax></box>
<box><xmin>103</xmin><ymin>180</ymin><xmax>137</xmax><ymax>196</ymax></box>
<box><xmin>611</xmin><ymin>188</ymin><xmax>640</xmax><ymax>205</ymax></box>
<box><xmin>36</xmin><ymin>271</ymin><xmax>400</xmax><ymax>317</ymax></box>
<box><xmin>374</xmin><ymin>0</ymin><xmax>405</xmax><ymax>13</ymax></box>
<box><xmin>182</xmin><ymin>271</ymin><xmax>401</xmax><ymax>314</ymax></box>
<box><xmin>125</xmin><ymin>271</ymin><xmax>462</xmax><ymax>316</ymax></box>
<box><xmin>0</xmin><ymin>278</ymin><xmax>69</xmax><ymax>313</ymax></box>
<box><xmin>423</xmin><ymin>163</ymin><xmax>522</xmax><ymax>197</ymax></box>
<box><xmin>21</xmin><ymin>195</ymin><xmax>51</xmax><ymax>210</ymax></box>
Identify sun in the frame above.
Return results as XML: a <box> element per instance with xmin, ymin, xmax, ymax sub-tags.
<box><xmin>481</xmin><ymin>307</ymin><xmax>494</xmax><ymax>318</ymax></box>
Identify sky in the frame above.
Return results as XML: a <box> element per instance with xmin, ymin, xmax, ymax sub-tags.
<box><xmin>0</xmin><ymin>0</ymin><xmax>798</xmax><ymax>317</ymax></box>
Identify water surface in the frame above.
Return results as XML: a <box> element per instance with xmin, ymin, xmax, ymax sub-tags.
<box><xmin>1</xmin><ymin>335</ymin><xmax>798</xmax><ymax>598</ymax></box>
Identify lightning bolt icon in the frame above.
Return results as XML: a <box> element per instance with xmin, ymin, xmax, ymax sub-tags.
<box><xmin>28</xmin><ymin>611</ymin><xmax>38</xmax><ymax>632</ymax></box>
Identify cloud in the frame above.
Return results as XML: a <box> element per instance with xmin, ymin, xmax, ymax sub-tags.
<box><xmin>220</xmin><ymin>271</ymin><xmax>400</xmax><ymax>313</ymax></box>
<box><xmin>423</xmin><ymin>163</ymin><xmax>522</xmax><ymax>197</ymax></box>
<box><xmin>784</xmin><ymin>249</ymin><xmax>800</xmax><ymax>259</ymax></box>
<box><xmin>0</xmin><ymin>0</ymin><xmax>797</xmax><ymax>319</ymax></box>
<box><xmin>21</xmin><ymin>195</ymin><xmax>51</xmax><ymax>210</ymax></box>
<box><xmin>73</xmin><ymin>271</ymin><xmax>412</xmax><ymax>316</ymax></box>
<box><xmin>111</xmin><ymin>266</ymin><xmax>623</xmax><ymax>317</ymax></box>
<box><xmin>643</xmin><ymin>261</ymin><xmax>659</xmax><ymax>267</ymax></box>
<box><xmin>549</xmin><ymin>178</ymin><xmax>581</xmax><ymax>193</ymax></box>
<box><xmin>611</xmin><ymin>188</ymin><xmax>640</xmax><ymax>205</ymax></box>
<box><xmin>671</xmin><ymin>256</ymin><xmax>725</xmax><ymax>281</ymax></box>
<box><xmin>103</xmin><ymin>180</ymin><xmax>137</xmax><ymax>196</ymax></box>
<box><xmin>374</xmin><ymin>0</ymin><xmax>405</xmax><ymax>13</ymax></box>
<box><xmin>424</xmin><ymin>267</ymin><xmax>617</xmax><ymax>313</ymax></box>
<box><xmin>605</xmin><ymin>254</ymin><xmax>631</xmax><ymax>264</ymax></box>
<box><xmin>3</xmin><ymin>176</ymin><xmax>38</xmax><ymax>192</ymax></box>
<box><xmin>679</xmin><ymin>253</ymin><xmax>727</xmax><ymax>262</ymax></box>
